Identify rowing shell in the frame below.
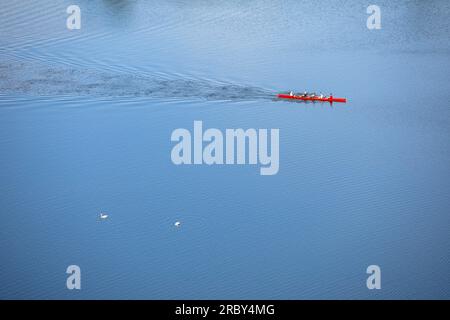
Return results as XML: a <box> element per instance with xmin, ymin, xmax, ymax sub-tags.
<box><xmin>277</xmin><ymin>94</ymin><xmax>347</xmax><ymax>103</ymax></box>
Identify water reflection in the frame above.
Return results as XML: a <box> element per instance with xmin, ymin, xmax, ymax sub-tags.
<box><xmin>100</xmin><ymin>0</ymin><xmax>136</xmax><ymax>23</ymax></box>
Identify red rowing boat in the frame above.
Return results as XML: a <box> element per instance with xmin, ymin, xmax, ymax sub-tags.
<box><xmin>277</xmin><ymin>93</ymin><xmax>347</xmax><ymax>103</ymax></box>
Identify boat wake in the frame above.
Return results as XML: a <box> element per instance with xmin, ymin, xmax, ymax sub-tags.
<box><xmin>0</xmin><ymin>60</ymin><xmax>274</xmax><ymax>102</ymax></box>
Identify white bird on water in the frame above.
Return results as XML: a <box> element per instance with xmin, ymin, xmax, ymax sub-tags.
<box><xmin>100</xmin><ymin>213</ymin><xmax>109</xmax><ymax>220</ymax></box>
<box><xmin>174</xmin><ymin>221</ymin><xmax>181</xmax><ymax>227</ymax></box>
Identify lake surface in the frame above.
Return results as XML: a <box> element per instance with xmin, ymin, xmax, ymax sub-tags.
<box><xmin>1</xmin><ymin>0</ymin><xmax>449</xmax><ymax>299</ymax></box>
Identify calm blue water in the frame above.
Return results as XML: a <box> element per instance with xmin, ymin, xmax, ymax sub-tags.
<box><xmin>1</xmin><ymin>0</ymin><xmax>450</xmax><ymax>299</ymax></box>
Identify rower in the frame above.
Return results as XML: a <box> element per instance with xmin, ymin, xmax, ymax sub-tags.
<box><xmin>289</xmin><ymin>91</ymin><xmax>294</xmax><ymax>96</ymax></box>
<box><xmin>302</xmin><ymin>91</ymin><xmax>308</xmax><ymax>97</ymax></box>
